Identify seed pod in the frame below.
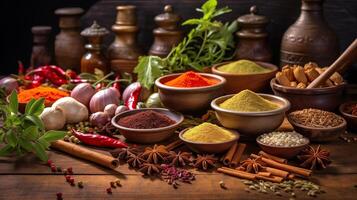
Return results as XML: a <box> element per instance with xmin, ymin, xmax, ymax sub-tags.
<box><xmin>305</xmin><ymin>68</ymin><xmax>320</xmax><ymax>82</ymax></box>
<box><xmin>282</xmin><ymin>67</ymin><xmax>295</xmax><ymax>81</ymax></box>
<box><xmin>276</xmin><ymin>72</ymin><xmax>291</xmax><ymax>86</ymax></box>
<box><xmin>293</xmin><ymin>66</ymin><xmax>308</xmax><ymax>84</ymax></box>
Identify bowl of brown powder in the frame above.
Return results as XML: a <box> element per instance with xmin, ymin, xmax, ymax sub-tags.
<box><xmin>112</xmin><ymin>108</ymin><xmax>184</xmax><ymax>144</ymax></box>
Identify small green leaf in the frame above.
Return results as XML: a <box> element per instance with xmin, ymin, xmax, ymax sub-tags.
<box><xmin>134</xmin><ymin>56</ymin><xmax>163</xmax><ymax>89</ymax></box>
<box><xmin>23</xmin><ymin>126</ymin><xmax>39</xmax><ymax>141</ymax></box>
<box><xmin>6</xmin><ymin>130</ymin><xmax>17</xmax><ymax>147</ymax></box>
<box><xmin>8</xmin><ymin>90</ymin><xmax>18</xmax><ymax>114</ymax></box>
<box><xmin>18</xmin><ymin>139</ymin><xmax>34</xmax><ymax>152</ymax></box>
<box><xmin>0</xmin><ymin>144</ymin><xmax>14</xmax><ymax>156</ymax></box>
<box><xmin>25</xmin><ymin>115</ymin><xmax>44</xmax><ymax>131</ymax></box>
<box><xmin>25</xmin><ymin>99</ymin><xmax>36</xmax><ymax>114</ymax></box>
<box><xmin>27</xmin><ymin>98</ymin><xmax>45</xmax><ymax>116</ymax></box>
<box><xmin>38</xmin><ymin>138</ymin><xmax>50</xmax><ymax>149</ymax></box>
<box><xmin>32</xmin><ymin>142</ymin><xmax>48</xmax><ymax>162</ymax></box>
<box><xmin>40</xmin><ymin>130</ymin><xmax>66</xmax><ymax>143</ymax></box>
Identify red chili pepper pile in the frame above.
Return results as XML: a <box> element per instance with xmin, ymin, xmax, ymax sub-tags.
<box><xmin>25</xmin><ymin>65</ymin><xmax>78</xmax><ymax>88</ymax></box>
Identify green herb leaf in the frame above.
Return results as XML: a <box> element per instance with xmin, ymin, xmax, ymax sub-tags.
<box><xmin>32</xmin><ymin>142</ymin><xmax>48</xmax><ymax>162</ymax></box>
<box><xmin>38</xmin><ymin>138</ymin><xmax>50</xmax><ymax>149</ymax></box>
<box><xmin>8</xmin><ymin>91</ymin><xmax>18</xmax><ymax>114</ymax></box>
<box><xmin>27</xmin><ymin>98</ymin><xmax>45</xmax><ymax>116</ymax></box>
<box><xmin>23</xmin><ymin>126</ymin><xmax>39</xmax><ymax>141</ymax></box>
<box><xmin>25</xmin><ymin>115</ymin><xmax>44</xmax><ymax>131</ymax></box>
<box><xmin>134</xmin><ymin>56</ymin><xmax>164</xmax><ymax>89</ymax></box>
<box><xmin>40</xmin><ymin>130</ymin><xmax>66</xmax><ymax>143</ymax></box>
<box><xmin>18</xmin><ymin>139</ymin><xmax>34</xmax><ymax>152</ymax></box>
<box><xmin>0</xmin><ymin>144</ymin><xmax>14</xmax><ymax>156</ymax></box>
<box><xmin>25</xmin><ymin>99</ymin><xmax>36</xmax><ymax>114</ymax></box>
<box><xmin>6</xmin><ymin>129</ymin><xmax>17</xmax><ymax>147</ymax></box>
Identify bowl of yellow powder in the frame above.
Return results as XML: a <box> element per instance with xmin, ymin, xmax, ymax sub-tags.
<box><xmin>211</xmin><ymin>90</ymin><xmax>290</xmax><ymax>137</ymax></box>
<box><xmin>211</xmin><ymin>60</ymin><xmax>278</xmax><ymax>94</ymax></box>
<box><xmin>179</xmin><ymin>122</ymin><xmax>239</xmax><ymax>154</ymax></box>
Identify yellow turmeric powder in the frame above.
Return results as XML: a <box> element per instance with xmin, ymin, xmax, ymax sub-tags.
<box><xmin>182</xmin><ymin>122</ymin><xmax>236</xmax><ymax>143</ymax></box>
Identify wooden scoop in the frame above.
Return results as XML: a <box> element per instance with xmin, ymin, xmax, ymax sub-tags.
<box><xmin>307</xmin><ymin>38</ymin><xmax>357</xmax><ymax>88</ymax></box>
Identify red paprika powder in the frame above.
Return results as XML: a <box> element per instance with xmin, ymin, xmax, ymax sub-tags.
<box><xmin>164</xmin><ymin>71</ymin><xmax>218</xmax><ymax>88</ymax></box>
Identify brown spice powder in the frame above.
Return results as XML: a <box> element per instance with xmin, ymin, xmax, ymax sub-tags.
<box><xmin>118</xmin><ymin>110</ymin><xmax>176</xmax><ymax>129</ymax></box>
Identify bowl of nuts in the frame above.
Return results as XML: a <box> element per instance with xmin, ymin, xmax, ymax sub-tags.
<box><xmin>287</xmin><ymin>108</ymin><xmax>347</xmax><ymax>142</ymax></box>
<box><xmin>256</xmin><ymin>131</ymin><xmax>310</xmax><ymax>159</ymax></box>
<box><xmin>271</xmin><ymin>62</ymin><xmax>345</xmax><ymax>111</ymax></box>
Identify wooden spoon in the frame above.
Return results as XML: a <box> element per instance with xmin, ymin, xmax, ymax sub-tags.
<box><xmin>307</xmin><ymin>38</ymin><xmax>357</xmax><ymax>88</ymax></box>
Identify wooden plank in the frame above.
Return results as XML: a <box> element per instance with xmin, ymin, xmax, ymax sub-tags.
<box><xmin>0</xmin><ymin>173</ymin><xmax>356</xmax><ymax>200</ymax></box>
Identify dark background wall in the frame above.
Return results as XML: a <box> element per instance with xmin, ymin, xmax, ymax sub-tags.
<box><xmin>1</xmin><ymin>0</ymin><xmax>356</xmax><ymax>81</ymax></box>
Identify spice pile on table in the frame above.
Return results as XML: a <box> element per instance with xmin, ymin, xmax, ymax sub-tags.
<box><xmin>18</xmin><ymin>86</ymin><xmax>68</xmax><ymax>105</ymax></box>
<box><xmin>118</xmin><ymin>110</ymin><xmax>176</xmax><ymax>129</ymax></box>
<box><xmin>164</xmin><ymin>71</ymin><xmax>219</xmax><ymax>88</ymax></box>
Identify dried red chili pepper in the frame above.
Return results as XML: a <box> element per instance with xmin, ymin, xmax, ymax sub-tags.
<box><xmin>112</xmin><ymin>75</ymin><xmax>121</xmax><ymax>91</ymax></box>
<box><xmin>65</xmin><ymin>69</ymin><xmax>78</xmax><ymax>79</ymax></box>
<box><xmin>125</xmin><ymin>86</ymin><xmax>141</xmax><ymax>110</ymax></box>
<box><xmin>71</xmin><ymin>129</ymin><xmax>128</xmax><ymax>149</ymax></box>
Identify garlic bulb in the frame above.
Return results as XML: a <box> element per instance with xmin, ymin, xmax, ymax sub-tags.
<box><xmin>52</xmin><ymin>97</ymin><xmax>89</xmax><ymax>123</ymax></box>
<box><xmin>40</xmin><ymin>107</ymin><xmax>66</xmax><ymax>130</ymax></box>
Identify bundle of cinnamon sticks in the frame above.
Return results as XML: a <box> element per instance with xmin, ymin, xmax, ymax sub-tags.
<box><xmin>222</xmin><ymin>142</ymin><xmax>247</xmax><ymax>167</ymax></box>
<box><xmin>218</xmin><ymin>151</ymin><xmax>312</xmax><ymax>183</ymax></box>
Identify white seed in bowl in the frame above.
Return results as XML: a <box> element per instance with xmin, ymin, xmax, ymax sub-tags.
<box><xmin>258</xmin><ymin>131</ymin><xmax>308</xmax><ymax>147</ymax></box>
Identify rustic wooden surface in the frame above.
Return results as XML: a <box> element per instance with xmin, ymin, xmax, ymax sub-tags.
<box><xmin>1</xmin><ymin>127</ymin><xmax>357</xmax><ymax>199</ymax></box>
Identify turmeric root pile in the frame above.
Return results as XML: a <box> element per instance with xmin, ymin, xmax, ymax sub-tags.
<box><xmin>275</xmin><ymin>62</ymin><xmax>343</xmax><ymax>88</ymax></box>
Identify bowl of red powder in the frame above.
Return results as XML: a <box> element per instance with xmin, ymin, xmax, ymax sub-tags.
<box><xmin>111</xmin><ymin>108</ymin><xmax>184</xmax><ymax>144</ymax></box>
<box><xmin>155</xmin><ymin>71</ymin><xmax>226</xmax><ymax>113</ymax></box>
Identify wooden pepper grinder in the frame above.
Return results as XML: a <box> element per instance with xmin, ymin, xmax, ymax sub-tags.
<box><xmin>108</xmin><ymin>5</ymin><xmax>142</xmax><ymax>74</ymax></box>
<box><xmin>55</xmin><ymin>7</ymin><xmax>85</xmax><ymax>71</ymax></box>
<box><xmin>80</xmin><ymin>21</ymin><xmax>109</xmax><ymax>74</ymax></box>
<box><xmin>280</xmin><ymin>0</ymin><xmax>339</xmax><ymax>66</ymax></box>
<box><xmin>30</xmin><ymin>26</ymin><xmax>52</xmax><ymax>67</ymax></box>
<box><xmin>149</xmin><ymin>5</ymin><xmax>182</xmax><ymax>57</ymax></box>
<box><xmin>234</xmin><ymin>6</ymin><xmax>272</xmax><ymax>62</ymax></box>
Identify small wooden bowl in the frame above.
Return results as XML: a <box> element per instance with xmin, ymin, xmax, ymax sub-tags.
<box><xmin>287</xmin><ymin>113</ymin><xmax>347</xmax><ymax>142</ymax></box>
<box><xmin>111</xmin><ymin>108</ymin><xmax>184</xmax><ymax>144</ymax></box>
<box><xmin>211</xmin><ymin>61</ymin><xmax>278</xmax><ymax>94</ymax></box>
<box><xmin>256</xmin><ymin>135</ymin><xmax>309</xmax><ymax>159</ymax></box>
<box><xmin>155</xmin><ymin>73</ymin><xmax>226</xmax><ymax>113</ymax></box>
<box><xmin>179</xmin><ymin>128</ymin><xmax>240</xmax><ymax>154</ymax></box>
<box><xmin>339</xmin><ymin>101</ymin><xmax>357</xmax><ymax>131</ymax></box>
<box><xmin>271</xmin><ymin>78</ymin><xmax>345</xmax><ymax>112</ymax></box>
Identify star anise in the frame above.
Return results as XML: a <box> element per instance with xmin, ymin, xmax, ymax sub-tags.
<box><xmin>193</xmin><ymin>154</ymin><xmax>217</xmax><ymax>170</ymax></box>
<box><xmin>141</xmin><ymin>144</ymin><xmax>169</xmax><ymax>164</ymax></box>
<box><xmin>139</xmin><ymin>163</ymin><xmax>161</xmax><ymax>175</ymax></box>
<box><xmin>298</xmin><ymin>145</ymin><xmax>331</xmax><ymax>170</ymax></box>
<box><xmin>110</xmin><ymin>147</ymin><xmax>140</xmax><ymax>160</ymax></box>
<box><xmin>239</xmin><ymin>156</ymin><xmax>265</xmax><ymax>174</ymax></box>
<box><xmin>166</xmin><ymin>151</ymin><xmax>192</xmax><ymax>167</ymax></box>
<box><xmin>127</xmin><ymin>153</ymin><xmax>145</xmax><ymax>168</ymax></box>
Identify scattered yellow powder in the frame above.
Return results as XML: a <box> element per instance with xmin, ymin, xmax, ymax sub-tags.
<box><xmin>218</xmin><ymin>60</ymin><xmax>270</xmax><ymax>74</ymax></box>
<box><xmin>219</xmin><ymin>89</ymin><xmax>279</xmax><ymax>112</ymax></box>
<box><xmin>182</xmin><ymin>122</ymin><xmax>236</xmax><ymax>143</ymax></box>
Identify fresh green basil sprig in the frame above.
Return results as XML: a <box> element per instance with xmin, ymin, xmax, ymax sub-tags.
<box><xmin>135</xmin><ymin>0</ymin><xmax>238</xmax><ymax>89</ymax></box>
<box><xmin>0</xmin><ymin>91</ymin><xmax>66</xmax><ymax>162</ymax></box>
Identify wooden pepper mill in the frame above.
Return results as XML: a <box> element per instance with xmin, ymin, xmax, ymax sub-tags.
<box><xmin>280</xmin><ymin>0</ymin><xmax>339</xmax><ymax>66</ymax></box>
<box><xmin>108</xmin><ymin>5</ymin><xmax>142</xmax><ymax>75</ymax></box>
<box><xmin>149</xmin><ymin>5</ymin><xmax>182</xmax><ymax>57</ymax></box>
<box><xmin>55</xmin><ymin>7</ymin><xmax>85</xmax><ymax>71</ymax></box>
<box><xmin>80</xmin><ymin>21</ymin><xmax>109</xmax><ymax>74</ymax></box>
<box><xmin>30</xmin><ymin>26</ymin><xmax>52</xmax><ymax>67</ymax></box>
<box><xmin>234</xmin><ymin>6</ymin><xmax>272</xmax><ymax>62</ymax></box>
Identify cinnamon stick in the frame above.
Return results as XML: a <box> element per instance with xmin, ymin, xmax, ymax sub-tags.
<box><xmin>257</xmin><ymin>172</ymin><xmax>271</xmax><ymax>177</ymax></box>
<box><xmin>51</xmin><ymin>140</ymin><xmax>119</xmax><ymax>169</ymax></box>
<box><xmin>257</xmin><ymin>175</ymin><xmax>283</xmax><ymax>183</ymax></box>
<box><xmin>251</xmin><ymin>154</ymin><xmax>311</xmax><ymax>177</ymax></box>
<box><xmin>223</xmin><ymin>142</ymin><xmax>238</xmax><ymax>166</ymax></box>
<box><xmin>165</xmin><ymin>140</ymin><xmax>184</xmax><ymax>151</ymax></box>
<box><xmin>288</xmin><ymin>174</ymin><xmax>296</xmax><ymax>180</ymax></box>
<box><xmin>258</xmin><ymin>151</ymin><xmax>287</xmax><ymax>164</ymax></box>
<box><xmin>229</xmin><ymin>143</ymin><xmax>246</xmax><ymax>168</ymax></box>
<box><xmin>265</xmin><ymin>167</ymin><xmax>289</xmax><ymax>178</ymax></box>
<box><xmin>218</xmin><ymin>167</ymin><xmax>256</xmax><ymax>180</ymax></box>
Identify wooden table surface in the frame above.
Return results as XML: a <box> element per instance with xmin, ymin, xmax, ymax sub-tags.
<box><xmin>1</xmin><ymin>125</ymin><xmax>357</xmax><ymax>199</ymax></box>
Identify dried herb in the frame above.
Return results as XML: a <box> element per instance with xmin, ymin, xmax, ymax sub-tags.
<box><xmin>134</xmin><ymin>0</ymin><xmax>237</xmax><ymax>89</ymax></box>
<box><xmin>239</xmin><ymin>157</ymin><xmax>266</xmax><ymax>174</ymax></box>
<box><xmin>127</xmin><ymin>153</ymin><xmax>145</xmax><ymax>168</ymax></box>
<box><xmin>166</xmin><ymin>151</ymin><xmax>192</xmax><ymax>167</ymax></box>
<box><xmin>139</xmin><ymin>163</ymin><xmax>161</xmax><ymax>175</ymax></box>
<box><xmin>0</xmin><ymin>91</ymin><xmax>66</xmax><ymax>162</ymax></box>
<box><xmin>298</xmin><ymin>145</ymin><xmax>331</xmax><ymax>170</ymax></box>
<box><xmin>194</xmin><ymin>154</ymin><xmax>217</xmax><ymax>170</ymax></box>
<box><xmin>160</xmin><ymin>164</ymin><xmax>195</xmax><ymax>188</ymax></box>
<box><xmin>141</xmin><ymin>144</ymin><xmax>169</xmax><ymax>164</ymax></box>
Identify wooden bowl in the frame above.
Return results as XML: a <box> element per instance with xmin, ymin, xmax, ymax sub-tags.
<box><xmin>155</xmin><ymin>73</ymin><xmax>226</xmax><ymax>113</ymax></box>
<box><xmin>339</xmin><ymin>101</ymin><xmax>357</xmax><ymax>131</ymax></box>
<box><xmin>111</xmin><ymin>108</ymin><xmax>184</xmax><ymax>144</ymax></box>
<box><xmin>287</xmin><ymin>113</ymin><xmax>347</xmax><ymax>142</ymax></box>
<box><xmin>211</xmin><ymin>61</ymin><xmax>278</xmax><ymax>94</ymax></box>
<box><xmin>211</xmin><ymin>94</ymin><xmax>290</xmax><ymax>137</ymax></box>
<box><xmin>256</xmin><ymin>135</ymin><xmax>309</xmax><ymax>159</ymax></box>
<box><xmin>179</xmin><ymin>128</ymin><xmax>239</xmax><ymax>154</ymax></box>
<box><xmin>271</xmin><ymin>78</ymin><xmax>345</xmax><ymax>112</ymax></box>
